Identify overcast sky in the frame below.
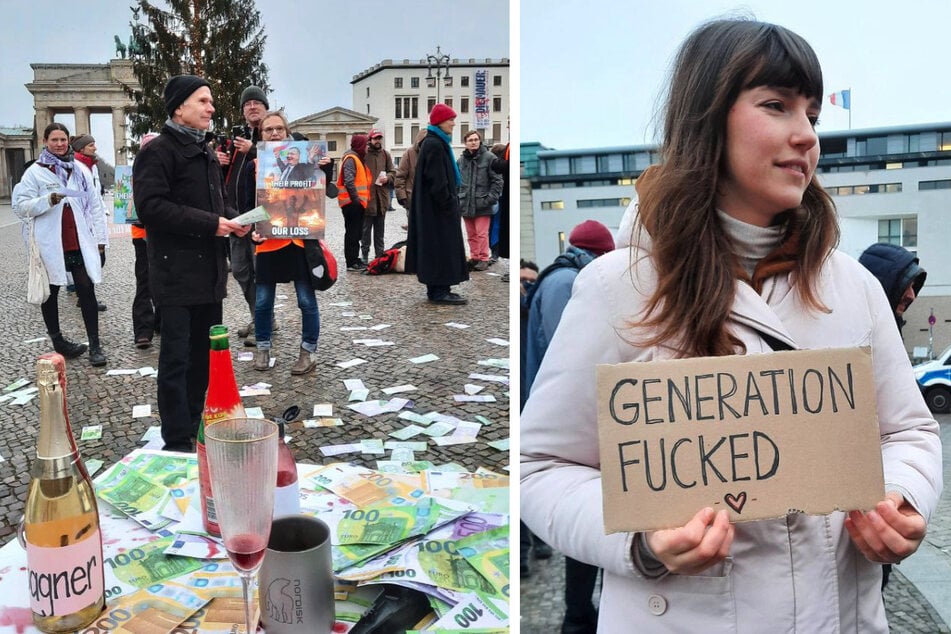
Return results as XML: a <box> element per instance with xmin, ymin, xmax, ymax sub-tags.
<box><xmin>521</xmin><ymin>0</ymin><xmax>951</xmax><ymax>149</ymax></box>
<box><xmin>0</xmin><ymin>0</ymin><xmax>509</xmax><ymax>164</ymax></box>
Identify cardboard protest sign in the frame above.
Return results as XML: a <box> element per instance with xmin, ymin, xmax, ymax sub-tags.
<box><xmin>255</xmin><ymin>140</ymin><xmax>328</xmax><ymax>239</ymax></box>
<box><xmin>596</xmin><ymin>347</ymin><xmax>884</xmax><ymax>533</ymax></box>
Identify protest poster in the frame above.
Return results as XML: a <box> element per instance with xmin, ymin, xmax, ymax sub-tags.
<box><xmin>596</xmin><ymin>347</ymin><xmax>884</xmax><ymax>533</ymax></box>
<box><xmin>113</xmin><ymin>165</ymin><xmax>137</xmax><ymax>224</ymax></box>
<box><xmin>255</xmin><ymin>140</ymin><xmax>328</xmax><ymax>240</ymax></box>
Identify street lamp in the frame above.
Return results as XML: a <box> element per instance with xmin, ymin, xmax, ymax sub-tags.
<box><xmin>426</xmin><ymin>46</ymin><xmax>452</xmax><ymax>104</ymax></box>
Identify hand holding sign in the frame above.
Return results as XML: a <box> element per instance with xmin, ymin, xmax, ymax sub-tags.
<box><xmin>643</xmin><ymin>507</ymin><xmax>734</xmax><ymax>575</ymax></box>
<box><xmin>844</xmin><ymin>492</ymin><xmax>927</xmax><ymax>564</ymax></box>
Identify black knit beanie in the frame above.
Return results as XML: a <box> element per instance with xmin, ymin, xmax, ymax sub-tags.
<box><xmin>164</xmin><ymin>75</ymin><xmax>210</xmax><ymax>117</ymax></box>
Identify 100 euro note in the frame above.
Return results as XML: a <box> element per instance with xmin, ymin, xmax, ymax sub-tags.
<box><xmin>95</xmin><ymin>463</ymin><xmax>178</xmax><ymax>532</ymax></box>
<box><xmin>331</xmin><ymin>498</ymin><xmax>471</xmax><ymax>572</ymax></box>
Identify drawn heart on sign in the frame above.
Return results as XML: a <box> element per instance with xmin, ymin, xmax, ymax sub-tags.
<box><xmin>724</xmin><ymin>492</ymin><xmax>747</xmax><ymax>514</ymax></box>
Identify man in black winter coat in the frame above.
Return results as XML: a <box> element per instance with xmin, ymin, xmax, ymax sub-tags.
<box><xmin>134</xmin><ymin>75</ymin><xmax>248</xmax><ymax>452</ymax></box>
<box><xmin>405</xmin><ymin>103</ymin><xmax>469</xmax><ymax>304</ymax></box>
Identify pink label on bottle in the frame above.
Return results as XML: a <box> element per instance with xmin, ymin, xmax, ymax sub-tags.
<box><xmin>27</xmin><ymin>529</ymin><xmax>104</xmax><ymax>617</ymax></box>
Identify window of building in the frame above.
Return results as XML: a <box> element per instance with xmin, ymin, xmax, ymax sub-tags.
<box><xmin>597</xmin><ymin>154</ymin><xmax>624</xmax><ymax>173</ymax></box>
<box><xmin>919</xmin><ymin>179</ymin><xmax>951</xmax><ymax>190</ymax></box>
<box><xmin>395</xmin><ymin>126</ymin><xmax>403</xmax><ymax>145</ymax></box>
<box><xmin>460</xmin><ymin>123</ymin><xmax>469</xmax><ymax>139</ymax></box>
<box><xmin>541</xmin><ymin>200</ymin><xmax>566</xmax><ymax>210</ymax></box>
<box><xmin>461</xmin><ymin>97</ymin><xmax>470</xmax><ymax>113</ymax></box>
<box><xmin>411</xmin><ymin>124</ymin><xmax>419</xmax><ymax>140</ymax></box>
<box><xmin>856</xmin><ymin>135</ymin><xmax>887</xmax><ymax>156</ymax></box>
<box><xmin>831</xmin><ymin>183</ymin><xmax>902</xmax><ymax>196</ymax></box>
<box><xmin>618</xmin><ymin>177</ymin><xmax>635</xmax><ymax>186</ymax></box>
<box><xmin>570</xmin><ymin>155</ymin><xmax>596</xmax><ymax>174</ymax></box>
<box><xmin>411</xmin><ymin>97</ymin><xmax>418</xmax><ymax>119</ymax></box>
<box><xmin>394</xmin><ymin>77</ymin><xmax>403</xmax><ymax>89</ymax></box>
<box><xmin>878</xmin><ymin>217</ymin><xmax>917</xmax><ymax>249</ymax></box>
<box><xmin>445</xmin><ymin>98</ymin><xmax>453</xmax><ymax>110</ymax></box>
<box><xmin>493</xmin><ymin>97</ymin><xmax>502</xmax><ymax>112</ymax></box>
<box><xmin>428</xmin><ymin>97</ymin><xmax>436</xmax><ymax>113</ymax></box>
<box><xmin>328</xmin><ymin>140</ymin><xmax>337</xmax><ymax>152</ymax></box>
<box><xmin>886</xmin><ymin>162</ymin><xmax>903</xmax><ymax>170</ymax></box>
<box><xmin>411</xmin><ymin>77</ymin><xmax>419</xmax><ymax>89</ymax></box>
<box><xmin>366</xmin><ymin>87</ymin><xmax>370</xmax><ymax>98</ymax></box>
<box><xmin>367</xmin><ymin>104</ymin><xmax>370</xmax><ymax>114</ymax></box>
<box><xmin>820</xmin><ymin>137</ymin><xmax>848</xmax><ymax>158</ymax></box>
<box><xmin>493</xmin><ymin>75</ymin><xmax>502</xmax><ymax>86</ymax></box>
<box><xmin>941</xmin><ymin>132</ymin><xmax>951</xmax><ymax>151</ymax></box>
<box><xmin>445</xmin><ymin>76</ymin><xmax>453</xmax><ymax>87</ymax></box>
<box><xmin>493</xmin><ymin>123</ymin><xmax>502</xmax><ymax>143</ymax></box>
<box><xmin>577</xmin><ymin>198</ymin><xmax>631</xmax><ymax>208</ymax></box>
<box><xmin>395</xmin><ymin>98</ymin><xmax>402</xmax><ymax>119</ymax></box>
<box><xmin>461</xmin><ymin>76</ymin><xmax>470</xmax><ymax>87</ymax></box>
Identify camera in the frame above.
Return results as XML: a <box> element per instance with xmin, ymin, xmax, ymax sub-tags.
<box><xmin>231</xmin><ymin>125</ymin><xmax>251</xmax><ymax>140</ymax></box>
<box><xmin>215</xmin><ymin>134</ymin><xmax>233</xmax><ymax>154</ymax></box>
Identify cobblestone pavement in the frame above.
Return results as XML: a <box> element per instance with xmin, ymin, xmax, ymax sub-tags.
<box><xmin>520</xmin><ymin>417</ymin><xmax>951</xmax><ymax>633</ymax></box>
<box><xmin>0</xmin><ymin>197</ymin><xmax>512</xmax><ymax>546</ymax></box>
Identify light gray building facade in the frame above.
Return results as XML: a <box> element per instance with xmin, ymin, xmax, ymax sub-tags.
<box><xmin>523</xmin><ymin>122</ymin><xmax>951</xmax><ymax>358</ymax></box>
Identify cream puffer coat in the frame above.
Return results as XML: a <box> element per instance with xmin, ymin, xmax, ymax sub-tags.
<box><xmin>13</xmin><ymin>163</ymin><xmax>104</xmax><ymax>286</ymax></box>
<box><xmin>520</xmin><ymin>212</ymin><xmax>943</xmax><ymax>633</ymax></box>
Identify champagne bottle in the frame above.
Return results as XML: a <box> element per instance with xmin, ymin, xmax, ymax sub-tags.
<box><xmin>197</xmin><ymin>325</ymin><xmax>246</xmax><ymax>536</ymax></box>
<box><xmin>274</xmin><ymin>421</ymin><xmax>301</xmax><ymax>518</ymax></box>
<box><xmin>19</xmin><ymin>353</ymin><xmax>105</xmax><ymax>632</ymax></box>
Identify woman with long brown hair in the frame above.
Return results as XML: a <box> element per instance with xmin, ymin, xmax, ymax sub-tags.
<box><xmin>520</xmin><ymin>19</ymin><xmax>942</xmax><ymax>631</ymax></box>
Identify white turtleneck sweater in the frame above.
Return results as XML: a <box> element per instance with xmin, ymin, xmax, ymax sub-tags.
<box><xmin>717</xmin><ymin>210</ymin><xmax>786</xmax><ymax>278</ymax></box>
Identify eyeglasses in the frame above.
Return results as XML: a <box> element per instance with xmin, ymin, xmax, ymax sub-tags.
<box><xmin>263</xmin><ymin>126</ymin><xmax>286</xmax><ymax>135</ymax></box>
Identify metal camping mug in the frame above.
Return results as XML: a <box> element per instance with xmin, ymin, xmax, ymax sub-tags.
<box><xmin>259</xmin><ymin>515</ymin><xmax>335</xmax><ymax>633</ymax></box>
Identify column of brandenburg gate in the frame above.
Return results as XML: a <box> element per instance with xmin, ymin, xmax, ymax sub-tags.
<box><xmin>27</xmin><ymin>60</ymin><xmax>138</xmax><ymax>167</ymax></box>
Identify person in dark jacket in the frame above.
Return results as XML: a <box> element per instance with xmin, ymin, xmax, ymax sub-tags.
<box><xmin>218</xmin><ymin>85</ymin><xmax>267</xmax><ymax>344</ymax></box>
<box><xmin>133</xmin><ymin>75</ymin><xmax>249</xmax><ymax>452</ymax></box>
<box><xmin>859</xmin><ymin>242</ymin><xmax>927</xmax><ymax>333</ymax></box>
<box><xmin>458</xmin><ymin>130</ymin><xmax>503</xmax><ymax>271</ymax></box>
<box><xmin>337</xmin><ymin>134</ymin><xmax>371</xmax><ymax>270</ymax></box>
<box><xmin>523</xmin><ymin>219</ymin><xmax>615</xmax><ymax>634</ymax></box>
<box><xmin>362</xmin><ymin>128</ymin><xmax>396</xmax><ymax>262</ymax></box>
<box><xmin>858</xmin><ymin>241</ymin><xmax>927</xmax><ymax>591</ymax></box>
<box><xmin>405</xmin><ymin>103</ymin><xmax>469</xmax><ymax>304</ymax></box>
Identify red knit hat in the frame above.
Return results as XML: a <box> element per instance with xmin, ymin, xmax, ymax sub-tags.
<box><xmin>569</xmin><ymin>220</ymin><xmax>614</xmax><ymax>256</ymax></box>
<box><xmin>367</xmin><ymin>128</ymin><xmax>383</xmax><ymax>139</ymax></box>
<box><xmin>429</xmin><ymin>103</ymin><xmax>457</xmax><ymax>125</ymax></box>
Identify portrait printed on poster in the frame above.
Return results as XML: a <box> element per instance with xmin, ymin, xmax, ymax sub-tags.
<box><xmin>255</xmin><ymin>140</ymin><xmax>328</xmax><ymax>239</ymax></box>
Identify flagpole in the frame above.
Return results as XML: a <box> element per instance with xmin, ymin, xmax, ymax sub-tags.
<box><xmin>849</xmin><ymin>86</ymin><xmax>852</xmax><ymax>130</ymax></box>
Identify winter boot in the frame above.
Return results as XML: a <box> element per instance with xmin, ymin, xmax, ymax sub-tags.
<box><xmin>51</xmin><ymin>333</ymin><xmax>88</xmax><ymax>359</ymax></box>
<box><xmin>253</xmin><ymin>349</ymin><xmax>271</xmax><ymax>371</ymax></box>
<box><xmin>88</xmin><ymin>345</ymin><xmax>107</xmax><ymax>367</ymax></box>
<box><xmin>290</xmin><ymin>347</ymin><xmax>316</xmax><ymax>375</ymax></box>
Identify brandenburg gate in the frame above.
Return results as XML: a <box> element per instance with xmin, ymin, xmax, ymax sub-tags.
<box><xmin>26</xmin><ymin>60</ymin><xmax>138</xmax><ymax>166</ymax></box>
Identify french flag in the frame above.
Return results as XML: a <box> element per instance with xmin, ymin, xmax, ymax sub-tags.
<box><xmin>829</xmin><ymin>89</ymin><xmax>851</xmax><ymax>110</ymax></box>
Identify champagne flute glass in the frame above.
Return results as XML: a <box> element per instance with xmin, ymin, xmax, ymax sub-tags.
<box><xmin>205</xmin><ymin>418</ymin><xmax>278</xmax><ymax>634</ymax></box>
